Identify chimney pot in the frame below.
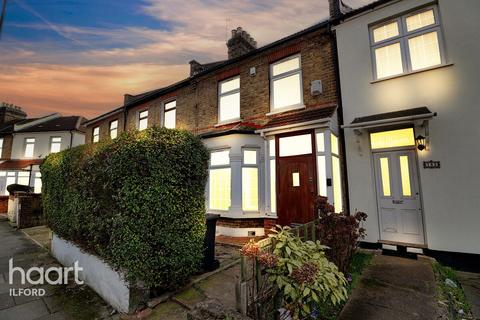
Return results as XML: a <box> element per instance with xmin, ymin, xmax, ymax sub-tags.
<box><xmin>226</xmin><ymin>26</ymin><xmax>257</xmax><ymax>60</ymax></box>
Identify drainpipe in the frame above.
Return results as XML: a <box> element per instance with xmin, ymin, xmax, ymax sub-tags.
<box><xmin>69</xmin><ymin>130</ymin><xmax>74</xmax><ymax>148</ymax></box>
<box><xmin>27</xmin><ymin>164</ymin><xmax>33</xmax><ymax>190</ymax></box>
<box><xmin>123</xmin><ymin>106</ymin><xmax>127</xmax><ymax>132</ymax></box>
<box><xmin>329</xmin><ymin>21</ymin><xmax>350</xmax><ymax>214</ymax></box>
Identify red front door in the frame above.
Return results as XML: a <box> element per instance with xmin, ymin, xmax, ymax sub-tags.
<box><xmin>276</xmin><ymin>131</ymin><xmax>317</xmax><ymax>226</ymax></box>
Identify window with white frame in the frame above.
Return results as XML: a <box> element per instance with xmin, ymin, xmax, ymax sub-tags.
<box><xmin>270</xmin><ymin>55</ymin><xmax>303</xmax><ymax>111</ymax></box>
<box><xmin>92</xmin><ymin>127</ymin><xmax>100</xmax><ymax>143</ymax></box>
<box><xmin>138</xmin><ymin>110</ymin><xmax>148</xmax><ymax>131</ymax></box>
<box><xmin>370</xmin><ymin>6</ymin><xmax>444</xmax><ymax>79</ymax></box>
<box><xmin>242</xmin><ymin>149</ymin><xmax>259</xmax><ymax>212</ymax></box>
<box><xmin>218</xmin><ymin>76</ymin><xmax>240</xmax><ymax>123</ymax></box>
<box><xmin>34</xmin><ymin>172</ymin><xmax>42</xmax><ymax>194</ymax></box>
<box><xmin>315</xmin><ymin>132</ymin><xmax>327</xmax><ymax>198</ymax></box>
<box><xmin>164</xmin><ymin>100</ymin><xmax>176</xmax><ymax>129</ymax></box>
<box><xmin>110</xmin><ymin>120</ymin><xmax>118</xmax><ymax>139</ymax></box>
<box><xmin>5</xmin><ymin>172</ymin><xmax>15</xmax><ymax>195</ymax></box>
<box><xmin>268</xmin><ymin>139</ymin><xmax>276</xmax><ymax>214</ymax></box>
<box><xmin>50</xmin><ymin>137</ymin><xmax>62</xmax><ymax>153</ymax></box>
<box><xmin>24</xmin><ymin>138</ymin><xmax>35</xmax><ymax>158</ymax></box>
<box><xmin>0</xmin><ymin>138</ymin><xmax>3</xmax><ymax>158</ymax></box>
<box><xmin>17</xmin><ymin>171</ymin><xmax>30</xmax><ymax>186</ymax></box>
<box><xmin>331</xmin><ymin>134</ymin><xmax>343</xmax><ymax>213</ymax></box>
<box><xmin>209</xmin><ymin>150</ymin><xmax>231</xmax><ymax>211</ymax></box>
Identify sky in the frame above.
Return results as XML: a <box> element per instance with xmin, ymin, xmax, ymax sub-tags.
<box><xmin>0</xmin><ymin>0</ymin><xmax>372</xmax><ymax>119</ymax></box>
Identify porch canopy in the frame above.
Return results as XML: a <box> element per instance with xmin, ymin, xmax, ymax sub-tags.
<box><xmin>0</xmin><ymin>159</ymin><xmax>43</xmax><ymax>170</ymax></box>
<box><xmin>342</xmin><ymin>107</ymin><xmax>436</xmax><ymax>131</ymax></box>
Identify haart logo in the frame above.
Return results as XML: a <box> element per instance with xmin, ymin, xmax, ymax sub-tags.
<box><xmin>9</xmin><ymin>258</ymin><xmax>84</xmax><ymax>297</ymax></box>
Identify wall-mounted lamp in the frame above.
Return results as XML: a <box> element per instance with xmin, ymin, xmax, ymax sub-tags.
<box><xmin>415</xmin><ymin>135</ymin><xmax>426</xmax><ymax>151</ymax></box>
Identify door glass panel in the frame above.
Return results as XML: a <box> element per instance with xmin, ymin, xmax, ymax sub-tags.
<box><xmin>380</xmin><ymin>157</ymin><xmax>391</xmax><ymax>197</ymax></box>
<box><xmin>399</xmin><ymin>155</ymin><xmax>412</xmax><ymax>196</ymax></box>
<box><xmin>292</xmin><ymin>172</ymin><xmax>300</xmax><ymax>187</ymax></box>
<box><xmin>279</xmin><ymin>134</ymin><xmax>312</xmax><ymax>157</ymax></box>
<box><xmin>370</xmin><ymin>128</ymin><xmax>415</xmax><ymax>149</ymax></box>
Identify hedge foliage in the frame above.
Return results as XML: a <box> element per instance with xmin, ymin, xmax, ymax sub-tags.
<box><xmin>41</xmin><ymin>127</ymin><xmax>209</xmax><ymax>289</ymax></box>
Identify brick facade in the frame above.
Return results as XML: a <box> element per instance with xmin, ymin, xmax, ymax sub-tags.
<box><xmin>0</xmin><ymin>135</ymin><xmax>13</xmax><ymax>160</ymax></box>
<box><xmin>85</xmin><ymin>111</ymin><xmax>125</xmax><ymax>143</ymax></box>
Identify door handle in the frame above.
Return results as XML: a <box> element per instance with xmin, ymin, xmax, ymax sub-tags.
<box><xmin>392</xmin><ymin>200</ymin><xmax>404</xmax><ymax>204</ymax></box>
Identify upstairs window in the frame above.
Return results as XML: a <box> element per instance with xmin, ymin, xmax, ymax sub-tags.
<box><xmin>50</xmin><ymin>137</ymin><xmax>62</xmax><ymax>153</ymax></box>
<box><xmin>110</xmin><ymin>120</ymin><xmax>118</xmax><ymax>139</ymax></box>
<box><xmin>138</xmin><ymin>110</ymin><xmax>148</xmax><ymax>131</ymax></box>
<box><xmin>164</xmin><ymin>100</ymin><xmax>176</xmax><ymax>129</ymax></box>
<box><xmin>92</xmin><ymin>127</ymin><xmax>100</xmax><ymax>143</ymax></box>
<box><xmin>270</xmin><ymin>55</ymin><xmax>303</xmax><ymax>111</ymax></box>
<box><xmin>371</xmin><ymin>6</ymin><xmax>444</xmax><ymax>79</ymax></box>
<box><xmin>24</xmin><ymin>138</ymin><xmax>35</xmax><ymax>157</ymax></box>
<box><xmin>218</xmin><ymin>76</ymin><xmax>240</xmax><ymax>123</ymax></box>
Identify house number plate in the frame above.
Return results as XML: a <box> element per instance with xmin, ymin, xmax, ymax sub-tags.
<box><xmin>423</xmin><ymin>160</ymin><xmax>441</xmax><ymax>169</ymax></box>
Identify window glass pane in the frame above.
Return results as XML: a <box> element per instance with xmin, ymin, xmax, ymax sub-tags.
<box><xmin>220</xmin><ymin>77</ymin><xmax>240</xmax><ymax>94</ymax></box>
<box><xmin>110</xmin><ymin>128</ymin><xmax>118</xmax><ymax>139</ymax></box>
<box><xmin>380</xmin><ymin>157</ymin><xmax>391</xmax><ymax>197</ymax></box>
<box><xmin>370</xmin><ymin>128</ymin><xmax>415</xmax><ymax>149</ymax></box>
<box><xmin>6</xmin><ymin>172</ymin><xmax>16</xmax><ymax>194</ymax></box>
<box><xmin>50</xmin><ymin>138</ymin><xmax>61</xmax><ymax>153</ymax></box>
<box><xmin>164</xmin><ymin>109</ymin><xmax>176</xmax><ymax>129</ymax></box>
<box><xmin>332</xmin><ymin>156</ymin><xmax>343</xmax><ymax>213</ymax></box>
<box><xmin>272</xmin><ymin>56</ymin><xmax>300</xmax><ymax>76</ymax></box>
<box><xmin>317</xmin><ymin>156</ymin><xmax>327</xmax><ymax>197</ymax></box>
<box><xmin>17</xmin><ymin>172</ymin><xmax>29</xmax><ymax>186</ymax></box>
<box><xmin>269</xmin><ymin>139</ymin><xmax>275</xmax><ymax>157</ymax></box>
<box><xmin>373</xmin><ymin>21</ymin><xmax>399</xmax><ymax>43</ymax></box>
<box><xmin>219</xmin><ymin>92</ymin><xmax>240</xmax><ymax>122</ymax></box>
<box><xmin>331</xmin><ymin>134</ymin><xmax>339</xmax><ymax>155</ymax></box>
<box><xmin>209</xmin><ymin>168</ymin><xmax>231</xmax><ymax>210</ymax></box>
<box><xmin>139</xmin><ymin>110</ymin><xmax>148</xmax><ymax>118</ymax></box>
<box><xmin>165</xmin><ymin>100</ymin><xmax>176</xmax><ymax>110</ymax></box>
<box><xmin>399</xmin><ymin>156</ymin><xmax>412</xmax><ymax>197</ymax></box>
<box><xmin>138</xmin><ymin>118</ymin><xmax>148</xmax><ymax>131</ymax></box>
<box><xmin>93</xmin><ymin>127</ymin><xmax>99</xmax><ymax>142</ymax></box>
<box><xmin>270</xmin><ymin>159</ymin><xmax>276</xmax><ymax>213</ymax></box>
<box><xmin>0</xmin><ymin>171</ymin><xmax>5</xmax><ymax>176</ymax></box>
<box><xmin>279</xmin><ymin>134</ymin><xmax>312</xmax><ymax>157</ymax></box>
<box><xmin>210</xmin><ymin>150</ymin><xmax>230</xmax><ymax>166</ymax></box>
<box><xmin>0</xmin><ymin>138</ymin><xmax>3</xmax><ymax>148</ymax></box>
<box><xmin>408</xmin><ymin>31</ymin><xmax>441</xmax><ymax>70</ymax></box>
<box><xmin>375</xmin><ymin>42</ymin><xmax>403</xmax><ymax>78</ymax></box>
<box><xmin>273</xmin><ymin>73</ymin><xmax>302</xmax><ymax>109</ymax></box>
<box><xmin>243</xmin><ymin>150</ymin><xmax>257</xmax><ymax>165</ymax></box>
<box><xmin>25</xmin><ymin>140</ymin><xmax>34</xmax><ymax>157</ymax></box>
<box><xmin>93</xmin><ymin>127</ymin><xmax>99</xmax><ymax>135</ymax></box>
<box><xmin>242</xmin><ymin>168</ymin><xmax>258</xmax><ymax>211</ymax></box>
<box><xmin>316</xmin><ymin>132</ymin><xmax>325</xmax><ymax>152</ymax></box>
<box><xmin>34</xmin><ymin>172</ymin><xmax>42</xmax><ymax>194</ymax></box>
<box><xmin>406</xmin><ymin>10</ymin><xmax>435</xmax><ymax>32</ymax></box>
<box><xmin>110</xmin><ymin>120</ymin><xmax>118</xmax><ymax>130</ymax></box>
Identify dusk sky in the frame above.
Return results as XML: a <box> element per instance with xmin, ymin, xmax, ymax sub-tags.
<box><xmin>0</xmin><ymin>0</ymin><xmax>372</xmax><ymax>119</ymax></box>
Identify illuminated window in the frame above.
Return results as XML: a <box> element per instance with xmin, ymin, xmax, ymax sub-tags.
<box><xmin>164</xmin><ymin>100</ymin><xmax>176</xmax><ymax>129</ymax></box>
<box><xmin>279</xmin><ymin>134</ymin><xmax>312</xmax><ymax>157</ymax></box>
<box><xmin>399</xmin><ymin>155</ymin><xmax>412</xmax><ymax>197</ymax></box>
<box><xmin>34</xmin><ymin>172</ymin><xmax>42</xmax><ymax>194</ymax></box>
<box><xmin>50</xmin><ymin>137</ymin><xmax>62</xmax><ymax>153</ymax></box>
<box><xmin>219</xmin><ymin>76</ymin><xmax>240</xmax><ymax>123</ymax></box>
<box><xmin>316</xmin><ymin>132</ymin><xmax>325</xmax><ymax>152</ymax></box>
<box><xmin>242</xmin><ymin>149</ymin><xmax>259</xmax><ymax>212</ymax></box>
<box><xmin>315</xmin><ymin>131</ymin><xmax>327</xmax><ymax>197</ymax></box>
<box><xmin>92</xmin><ymin>127</ymin><xmax>100</xmax><ymax>143</ymax></box>
<box><xmin>243</xmin><ymin>150</ymin><xmax>257</xmax><ymax>165</ymax></box>
<box><xmin>17</xmin><ymin>171</ymin><xmax>30</xmax><ymax>186</ymax></box>
<box><xmin>138</xmin><ymin>110</ymin><xmax>148</xmax><ymax>131</ymax></box>
<box><xmin>270</xmin><ymin>55</ymin><xmax>303</xmax><ymax>111</ymax></box>
<box><xmin>110</xmin><ymin>120</ymin><xmax>118</xmax><ymax>139</ymax></box>
<box><xmin>209</xmin><ymin>150</ymin><xmax>231</xmax><ymax>211</ymax></box>
<box><xmin>331</xmin><ymin>134</ymin><xmax>339</xmax><ymax>155</ymax></box>
<box><xmin>380</xmin><ymin>157</ymin><xmax>391</xmax><ymax>197</ymax></box>
<box><xmin>370</xmin><ymin>6</ymin><xmax>444</xmax><ymax>79</ymax></box>
<box><xmin>370</xmin><ymin>128</ymin><xmax>415</xmax><ymax>150</ymax></box>
<box><xmin>332</xmin><ymin>156</ymin><xmax>343</xmax><ymax>213</ymax></box>
<box><xmin>6</xmin><ymin>172</ymin><xmax>15</xmax><ymax>194</ymax></box>
<box><xmin>24</xmin><ymin>138</ymin><xmax>35</xmax><ymax>157</ymax></box>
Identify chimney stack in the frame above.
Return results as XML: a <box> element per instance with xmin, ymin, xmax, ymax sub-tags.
<box><xmin>189</xmin><ymin>60</ymin><xmax>204</xmax><ymax>76</ymax></box>
<box><xmin>226</xmin><ymin>27</ymin><xmax>257</xmax><ymax>60</ymax></box>
<box><xmin>0</xmin><ymin>102</ymin><xmax>27</xmax><ymax>124</ymax></box>
<box><xmin>329</xmin><ymin>0</ymin><xmax>352</xmax><ymax>20</ymax></box>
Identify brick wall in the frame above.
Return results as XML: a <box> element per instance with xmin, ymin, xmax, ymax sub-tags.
<box><xmin>85</xmin><ymin>26</ymin><xmax>338</xmax><ymax>140</ymax></box>
<box><xmin>16</xmin><ymin>194</ymin><xmax>44</xmax><ymax>229</ymax></box>
<box><xmin>0</xmin><ymin>196</ymin><xmax>8</xmax><ymax>213</ymax></box>
<box><xmin>85</xmin><ymin>112</ymin><xmax>125</xmax><ymax>143</ymax></box>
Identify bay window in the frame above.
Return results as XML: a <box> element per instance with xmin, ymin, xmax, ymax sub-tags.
<box><xmin>242</xmin><ymin>149</ymin><xmax>259</xmax><ymax>212</ymax></box>
<box><xmin>270</xmin><ymin>55</ymin><xmax>303</xmax><ymax>112</ymax></box>
<box><xmin>164</xmin><ymin>100</ymin><xmax>176</xmax><ymax>129</ymax></box>
<box><xmin>209</xmin><ymin>150</ymin><xmax>231</xmax><ymax>211</ymax></box>
<box><xmin>218</xmin><ymin>76</ymin><xmax>240</xmax><ymax>123</ymax></box>
<box><xmin>371</xmin><ymin>6</ymin><xmax>444</xmax><ymax>80</ymax></box>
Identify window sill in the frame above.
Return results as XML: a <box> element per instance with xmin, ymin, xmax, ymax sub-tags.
<box><xmin>266</xmin><ymin>104</ymin><xmax>306</xmax><ymax>116</ymax></box>
<box><xmin>214</xmin><ymin>118</ymin><xmax>242</xmax><ymax>127</ymax></box>
<box><xmin>371</xmin><ymin>63</ymin><xmax>454</xmax><ymax>84</ymax></box>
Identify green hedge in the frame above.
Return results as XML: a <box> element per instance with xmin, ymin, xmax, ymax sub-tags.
<box><xmin>41</xmin><ymin>127</ymin><xmax>209</xmax><ymax>289</ymax></box>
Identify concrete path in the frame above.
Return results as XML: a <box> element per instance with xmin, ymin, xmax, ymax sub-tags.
<box><xmin>339</xmin><ymin>254</ymin><xmax>441</xmax><ymax>320</ymax></box>
<box><xmin>0</xmin><ymin>221</ymin><xmax>113</xmax><ymax>320</ymax></box>
<box><xmin>458</xmin><ymin>271</ymin><xmax>480</xmax><ymax>319</ymax></box>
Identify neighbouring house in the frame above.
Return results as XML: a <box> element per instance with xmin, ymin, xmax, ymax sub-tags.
<box><xmin>84</xmin><ymin>24</ymin><xmax>345</xmax><ymax>237</ymax></box>
<box><xmin>331</xmin><ymin>0</ymin><xmax>480</xmax><ymax>257</ymax></box>
<box><xmin>0</xmin><ymin>103</ymin><xmax>86</xmax><ymax>210</ymax></box>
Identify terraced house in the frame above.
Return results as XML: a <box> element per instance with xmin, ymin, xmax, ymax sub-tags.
<box><xmin>84</xmin><ymin>23</ymin><xmax>345</xmax><ymax>237</ymax></box>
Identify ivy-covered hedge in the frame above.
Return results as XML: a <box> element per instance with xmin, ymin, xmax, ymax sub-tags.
<box><xmin>41</xmin><ymin>127</ymin><xmax>209</xmax><ymax>289</ymax></box>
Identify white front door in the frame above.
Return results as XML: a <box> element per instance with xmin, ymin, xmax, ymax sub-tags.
<box><xmin>373</xmin><ymin>150</ymin><xmax>425</xmax><ymax>245</ymax></box>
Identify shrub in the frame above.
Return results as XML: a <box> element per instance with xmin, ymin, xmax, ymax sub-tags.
<box><xmin>264</xmin><ymin>226</ymin><xmax>348</xmax><ymax>319</ymax></box>
<box><xmin>315</xmin><ymin>196</ymin><xmax>367</xmax><ymax>273</ymax></box>
<box><xmin>41</xmin><ymin>127</ymin><xmax>209</xmax><ymax>290</ymax></box>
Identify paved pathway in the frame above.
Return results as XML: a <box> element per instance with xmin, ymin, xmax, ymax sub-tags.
<box><xmin>458</xmin><ymin>271</ymin><xmax>480</xmax><ymax>319</ymax></box>
<box><xmin>339</xmin><ymin>254</ymin><xmax>441</xmax><ymax>320</ymax></box>
<box><xmin>0</xmin><ymin>221</ymin><xmax>112</xmax><ymax>320</ymax></box>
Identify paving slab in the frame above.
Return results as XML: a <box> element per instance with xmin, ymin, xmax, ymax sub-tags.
<box><xmin>172</xmin><ymin>287</ymin><xmax>206</xmax><ymax>310</ymax></box>
<box><xmin>0</xmin><ymin>299</ymin><xmax>49</xmax><ymax>320</ymax></box>
<box><xmin>457</xmin><ymin>271</ymin><xmax>480</xmax><ymax>319</ymax></box>
<box><xmin>339</xmin><ymin>255</ymin><xmax>440</xmax><ymax>320</ymax></box>
<box><xmin>195</xmin><ymin>264</ymin><xmax>239</xmax><ymax>310</ymax></box>
<box><xmin>0</xmin><ymin>291</ymin><xmax>15</xmax><ymax>310</ymax></box>
<box><xmin>147</xmin><ymin>301</ymin><xmax>188</xmax><ymax>320</ymax></box>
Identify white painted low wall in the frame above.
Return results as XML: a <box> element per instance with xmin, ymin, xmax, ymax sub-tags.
<box><xmin>51</xmin><ymin>234</ymin><xmax>132</xmax><ymax>313</ymax></box>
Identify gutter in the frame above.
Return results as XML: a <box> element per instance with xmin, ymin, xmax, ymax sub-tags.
<box><xmin>341</xmin><ymin>112</ymin><xmax>437</xmax><ymax>129</ymax></box>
